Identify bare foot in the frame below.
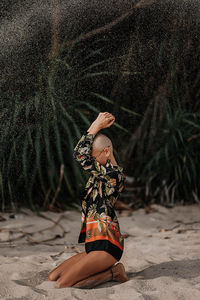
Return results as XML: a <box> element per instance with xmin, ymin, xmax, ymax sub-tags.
<box><xmin>111</xmin><ymin>262</ymin><xmax>129</xmax><ymax>282</ymax></box>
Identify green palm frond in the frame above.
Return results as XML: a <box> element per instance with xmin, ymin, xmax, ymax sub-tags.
<box><xmin>7</xmin><ymin>35</ymin><xmax>128</xmax><ymax>209</ymax></box>
<box><xmin>140</xmin><ymin>103</ymin><xmax>200</xmax><ymax>204</ymax></box>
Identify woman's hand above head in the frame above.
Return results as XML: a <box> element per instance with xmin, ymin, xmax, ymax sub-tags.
<box><xmin>87</xmin><ymin>112</ymin><xmax>115</xmax><ymax>135</ymax></box>
<box><xmin>96</xmin><ymin>112</ymin><xmax>115</xmax><ymax>129</ymax></box>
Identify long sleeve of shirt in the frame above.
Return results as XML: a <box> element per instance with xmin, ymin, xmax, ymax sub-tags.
<box><xmin>73</xmin><ymin>131</ymin><xmax>108</xmax><ymax>176</ymax></box>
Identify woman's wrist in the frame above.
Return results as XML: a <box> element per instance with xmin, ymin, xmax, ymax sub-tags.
<box><xmin>87</xmin><ymin>122</ymin><xmax>101</xmax><ymax>135</ymax></box>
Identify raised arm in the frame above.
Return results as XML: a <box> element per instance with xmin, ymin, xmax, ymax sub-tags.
<box><xmin>73</xmin><ymin>112</ymin><xmax>115</xmax><ymax>176</ymax></box>
<box><xmin>73</xmin><ymin>132</ymin><xmax>104</xmax><ymax>176</ymax></box>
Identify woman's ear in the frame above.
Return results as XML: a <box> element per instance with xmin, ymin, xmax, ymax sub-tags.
<box><xmin>104</xmin><ymin>147</ymin><xmax>110</xmax><ymax>158</ymax></box>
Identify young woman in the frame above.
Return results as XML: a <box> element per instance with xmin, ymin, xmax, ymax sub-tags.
<box><xmin>48</xmin><ymin>112</ymin><xmax>129</xmax><ymax>288</ymax></box>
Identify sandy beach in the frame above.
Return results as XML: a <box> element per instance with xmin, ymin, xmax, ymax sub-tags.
<box><xmin>0</xmin><ymin>203</ymin><xmax>200</xmax><ymax>300</ymax></box>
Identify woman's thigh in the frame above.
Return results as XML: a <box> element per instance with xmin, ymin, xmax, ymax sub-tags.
<box><xmin>48</xmin><ymin>251</ymin><xmax>87</xmax><ymax>281</ymax></box>
<box><xmin>55</xmin><ymin>250</ymin><xmax>117</xmax><ymax>288</ymax></box>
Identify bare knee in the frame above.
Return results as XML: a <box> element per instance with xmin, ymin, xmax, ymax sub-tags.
<box><xmin>55</xmin><ymin>274</ymin><xmax>74</xmax><ymax>288</ymax></box>
<box><xmin>48</xmin><ymin>251</ymin><xmax>87</xmax><ymax>281</ymax></box>
<box><xmin>48</xmin><ymin>271</ymin><xmax>56</xmax><ymax>281</ymax></box>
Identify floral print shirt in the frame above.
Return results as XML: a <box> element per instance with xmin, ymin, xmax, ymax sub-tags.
<box><xmin>73</xmin><ymin>131</ymin><xmax>126</xmax><ymax>246</ymax></box>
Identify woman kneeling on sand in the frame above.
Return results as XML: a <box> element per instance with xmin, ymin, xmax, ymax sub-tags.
<box><xmin>48</xmin><ymin>112</ymin><xmax>129</xmax><ymax>288</ymax></box>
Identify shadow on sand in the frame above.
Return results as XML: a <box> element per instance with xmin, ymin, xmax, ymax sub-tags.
<box><xmin>95</xmin><ymin>258</ymin><xmax>200</xmax><ymax>289</ymax></box>
<box><xmin>13</xmin><ymin>259</ymin><xmax>200</xmax><ymax>290</ymax></box>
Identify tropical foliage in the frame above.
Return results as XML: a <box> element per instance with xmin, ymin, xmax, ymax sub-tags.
<box><xmin>0</xmin><ymin>36</ymin><xmax>131</xmax><ymax>212</ymax></box>
<box><xmin>0</xmin><ymin>2</ymin><xmax>200</xmax><ymax>211</ymax></box>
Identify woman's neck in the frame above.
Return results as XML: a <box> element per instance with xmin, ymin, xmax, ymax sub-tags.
<box><xmin>109</xmin><ymin>153</ymin><xmax>118</xmax><ymax>166</ymax></box>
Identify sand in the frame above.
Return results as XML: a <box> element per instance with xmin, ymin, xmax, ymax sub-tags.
<box><xmin>0</xmin><ymin>203</ymin><xmax>200</xmax><ymax>300</ymax></box>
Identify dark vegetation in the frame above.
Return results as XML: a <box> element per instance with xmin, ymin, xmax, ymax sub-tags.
<box><xmin>0</xmin><ymin>0</ymin><xmax>200</xmax><ymax>212</ymax></box>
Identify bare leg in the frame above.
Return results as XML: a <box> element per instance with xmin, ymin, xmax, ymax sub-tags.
<box><xmin>55</xmin><ymin>250</ymin><xmax>117</xmax><ymax>288</ymax></box>
<box><xmin>73</xmin><ymin>266</ymin><xmax>112</xmax><ymax>288</ymax></box>
<box><xmin>48</xmin><ymin>251</ymin><xmax>87</xmax><ymax>281</ymax></box>
<box><xmin>72</xmin><ymin>262</ymin><xmax>129</xmax><ymax>289</ymax></box>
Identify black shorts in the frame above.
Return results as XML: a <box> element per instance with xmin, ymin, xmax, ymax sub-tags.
<box><xmin>85</xmin><ymin>239</ymin><xmax>123</xmax><ymax>261</ymax></box>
